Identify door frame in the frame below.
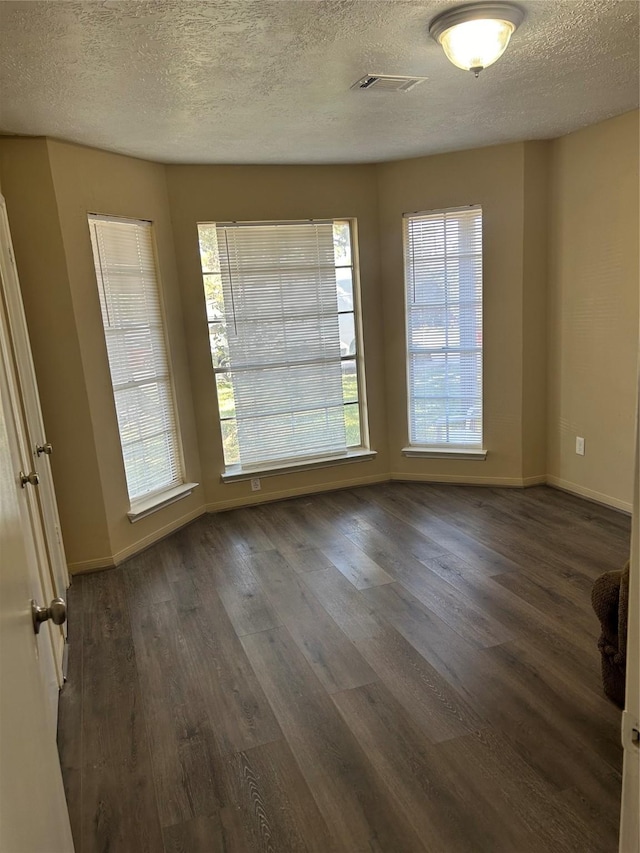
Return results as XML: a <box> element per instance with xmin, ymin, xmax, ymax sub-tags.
<box><xmin>0</xmin><ymin>257</ymin><xmax>60</xmax><ymax>735</ymax></box>
<box><xmin>0</xmin><ymin>267</ymin><xmax>74</xmax><ymax>852</ymax></box>
<box><xmin>0</xmin><ymin>194</ymin><xmax>69</xmax><ymax>692</ymax></box>
<box><xmin>619</xmin><ymin>362</ymin><xmax>639</xmax><ymax>853</ymax></box>
<box><xmin>0</xmin><ymin>194</ymin><xmax>66</xmax><ymax>715</ymax></box>
<box><xmin>0</xmin><ymin>194</ymin><xmax>69</xmax><ymax>598</ymax></box>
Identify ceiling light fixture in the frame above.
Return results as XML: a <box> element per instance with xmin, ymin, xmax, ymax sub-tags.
<box><xmin>429</xmin><ymin>2</ymin><xmax>524</xmax><ymax>77</ymax></box>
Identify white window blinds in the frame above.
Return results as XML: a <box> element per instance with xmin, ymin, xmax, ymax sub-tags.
<box><xmin>89</xmin><ymin>215</ymin><xmax>183</xmax><ymax>502</ymax></box>
<box><xmin>404</xmin><ymin>206</ymin><xmax>483</xmax><ymax>448</ymax></box>
<box><xmin>206</xmin><ymin>221</ymin><xmax>358</xmax><ymax>469</ymax></box>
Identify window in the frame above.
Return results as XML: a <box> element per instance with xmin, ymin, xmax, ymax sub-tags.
<box><xmin>89</xmin><ymin>215</ymin><xmax>184</xmax><ymax>505</ymax></box>
<box><xmin>403</xmin><ymin>205</ymin><xmax>483</xmax><ymax>451</ymax></box>
<box><xmin>197</xmin><ymin>219</ymin><xmax>367</xmax><ymax>474</ymax></box>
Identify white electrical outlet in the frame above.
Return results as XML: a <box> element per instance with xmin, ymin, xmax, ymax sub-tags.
<box><xmin>576</xmin><ymin>436</ymin><xmax>585</xmax><ymax>456</ymax></box>
<box><xmin>250</xmin><ymin>477</ymin><xmax>261</xmax><ymax>491</ymax></box>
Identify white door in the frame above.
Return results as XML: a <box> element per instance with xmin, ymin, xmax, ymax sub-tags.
<box><xmin>0</xmin><ymin>286</ymin><xmax>74</xmax><ymax>851</ymax></box>
<box><xmin>0</xmin><ymin>194</ymin><xmax>68</xmax><ymax>718</ymax></box>
<box><xmin>619</xmin><ymin>366</ymin><xmax>639</xmax><ymax>853</ymax></box>
<box><xmin>0</xmin><ymin>196</ymin><xmax>69</xmax><ymax>601</ymax></box>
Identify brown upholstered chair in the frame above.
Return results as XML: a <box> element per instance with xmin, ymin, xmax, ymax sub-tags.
<box><xmin>591</xmin><ymin>562</ymin><xmax>629</xmax><ymax>708</ymax></box>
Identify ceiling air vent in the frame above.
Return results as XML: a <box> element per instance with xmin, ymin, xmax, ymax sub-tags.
<box><xmin>350</xmin><ymin>74</ymin><xmax>427</xmax><ymax>93</ymax></box>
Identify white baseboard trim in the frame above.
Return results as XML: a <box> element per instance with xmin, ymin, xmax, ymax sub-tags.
<box><xmin>68</xmin><ymin>475</ymin><xmax>390</xmax><ymax>572</ymax></box>
<box><xmin>67</xmin><ymin>471</ymin><xmax>630</xmax><ymax>573</ymax></box>
<box><xmin>112</xmin><ymin>505</ymin><xmax>208</xmax><ymax>565</ymax></box>
<box><xmin>522</xmin><ymin>475</ymin><xmax>548</xmax><ymax>487</ymax></box>
<box><xmin>546</xmin><ymin>476</ymin><xmax>632</xmax><ymax>514</ymax></box>
<box><xmin>389</xmin><ymin>472</ymin><xmax>545</xmax><ymax>488</ymax></box>
<box><xmin>67</xmin><ymin>555</ymin><xmax>115</xmax><ymax>574</ymax></box>
<box><xmin>207</xmin><ymin>472</ymin><xmax>391</xmax><ymax>513</ymax></box>
<box><xmin>68</xmin><ymin>504</ymin><xmax>207</xmax><ymax>575</ymax></box>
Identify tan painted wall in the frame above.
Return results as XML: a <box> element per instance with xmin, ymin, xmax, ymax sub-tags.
<box><xmin>522</xmin><ymin>141</ymin><xmax>550</xmax><ymax>479</ymax></box>
<box><xmin>0</xmin><ymin>138</ymin><xmax>112</xmax><ymax>563</ymax></box>
<box><xmin>45</xmin><ymin>140</ymin><xmax>205</xmax><ymax>566</ymax></box>
<box><xmin>547</xmin><ymin>111</ymin><xmax>639</xmax><ymax>510</ymax></box>
<box><xmin>376</xmin><ymin>142</ymin><xmax>547</xmax><ymax>486</ymax></box>
<box><xmin>1</xmin><ymin>112</ymin><xmax>637</xmax><ymax>570</ymax></box>
<box><xmin>0</xmin><ymin>139</ymin><xmax>205</xmax><ymax>569</ymax></box>
<box><xmin>165</xmin><ymin>164</ymin><xmax>389</xmax><ymax>510</ymax></box>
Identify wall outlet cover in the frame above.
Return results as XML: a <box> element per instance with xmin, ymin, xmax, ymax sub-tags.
<box><xmin>576</xmin><ymin>436</ymin><xmax>585</xmax><ymax>456</ymax></box>
<box><xmin>250</xmin><ymin>477</ymin><xmax>261</xmax><ymax>491</ymax></box>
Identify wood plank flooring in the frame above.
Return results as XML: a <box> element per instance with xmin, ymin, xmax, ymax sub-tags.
<box><xmin>57</xmin><ymin>483</ymin><xmax>631</xmax><ymax>853</ymax></box>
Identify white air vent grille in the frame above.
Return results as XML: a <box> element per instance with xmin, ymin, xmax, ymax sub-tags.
<box><xmin>351</xmin><ymin>74</ymin><xmax>427</xmax><ymax>93</ymax></box>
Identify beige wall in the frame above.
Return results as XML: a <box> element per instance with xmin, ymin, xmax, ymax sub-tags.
<box><xmin>522</xmin><ymin>141</ymin><xmax>550</xmax><ymax>480</ymax></box>
<box><xmin>1</xmin><ymin>111</ymin><xmax>637</xmax><ymax>571</ymax></box>
<box><xmin>165</xmin><ymin>164</ymin><xmax>390</xmax><ymax>510</ymax></box>
<box><xmin>0</xmin><ymin>138</ymin><xmax>112</xmax><ymax>563</ymax></box>
<box><xmin>0</xmin><ymin>139</ymin><xmax>205</xmax><ymax>569</ymax></box>
<box><xmin>547</xmin><ymin>111</ymin><xmax>639</xmax><ymax>510</ymax></box>
<box><xmin>376</xmin><ymin>141</ymin><xmax>548</xmax><ymax>485</ymax></box>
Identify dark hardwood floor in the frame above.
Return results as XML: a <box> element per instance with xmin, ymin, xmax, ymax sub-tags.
<box><xmin>57</xmin><ymin>483</ymin><xmax>631</xmax><ymax>853</ymax></box>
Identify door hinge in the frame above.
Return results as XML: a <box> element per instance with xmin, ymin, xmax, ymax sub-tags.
<box><xmin>20</xmin><ymin>470</ymin><xmax>40</xmax><ymax>487</ymax></box>
<box><xmin>622</xmin><ymin>710</ymin><xmax>640</xmax><ymax>748</ymax></box>
<box><xmin>62</xmin><ymin>641</ymin><xmax>69</xmax><ymax>682</ymax></box>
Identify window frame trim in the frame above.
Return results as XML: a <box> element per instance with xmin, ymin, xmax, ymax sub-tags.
<box><xmin>127</xmin><ymin>481</ymin><xmax>199</xmax><ymax>522</ymax></box>
<box><xmin>402</xmin><ymin>203</ymin><xmax>484</xmax><ymax>452</ymax></box>
<box><xmin>220</xmin><ymin>449</ymin><xmax>377</xmax><ymax>483</ymax></box>
<box><xmin>197</xmin><ymin>216</ymin><xmax>371</xmax><ymax>474</ymax></box>
<box><xmin>88</xmin><ymin>212</ymin><xmax>189</xmax><ymax>508</ymax></box>
<box><xmin>401</xmin><ymin>447</ymin><xmax>487</xmax><ymax>460</ymax></box>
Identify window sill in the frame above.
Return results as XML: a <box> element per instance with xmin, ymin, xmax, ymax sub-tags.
<box><xmin>128</xmin><ymin>482</ymin><xmax>199</xmax><ymax>523</ymax></box>
<box><xmin>401</xmin><ymin>447</ymin><xmax>487</xmax><ymax>461</ymax></box>
<box><xmin>221</xmin><ymin>449</ymin><xmax>377</xmax><ymax>483</ymax></box>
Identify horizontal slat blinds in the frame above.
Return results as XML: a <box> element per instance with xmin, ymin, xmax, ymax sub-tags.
<box><xmin>215</xmin><ymin>222</ymin><xmax>347</xmax><ymax>467</ymax></box>
<box><xmin>404</xmin><ymin>206</ymin><xmax>483</xmax><ymax>448</ymax></box>
<box><xmin>89</xmin><ymin>216</ymin><xmax>183</xmax><ymax>502</ymax></box>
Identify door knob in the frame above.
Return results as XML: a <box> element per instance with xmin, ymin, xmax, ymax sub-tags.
<box><xmin>20</xmin><ymin>470</ymin><xmax>39</xmax><ymax>487</ymax></box>
<box><xmin>31</xmin><ymin>597</ymin><xmax>66</xmax><ymax>634</ymax></box>
<box><xmin>36</xmin><ymin>442</ymin><xmax>53</xmax><ymax>456</ymax></box>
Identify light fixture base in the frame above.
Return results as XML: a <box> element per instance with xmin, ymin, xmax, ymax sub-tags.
<box><xmin>428</xmin><ymin>2</ymin><xmax>525</xmax><ymax>43</ymax></box>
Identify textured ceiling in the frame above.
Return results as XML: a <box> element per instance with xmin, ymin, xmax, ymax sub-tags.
<box><xmin>0</xmin><ymin>0</ymin><xmax>638</xmax><ymax>164</ymax></box>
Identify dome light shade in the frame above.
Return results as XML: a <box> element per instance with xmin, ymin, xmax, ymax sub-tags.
<box><xmin>439</xmin><ymin>18</ymin><xmax>516</xmax><ymax>71</ymax></box>
<box><xmin>429</xmin><ymin>3</ymin><xmax>524</xmax><ymax>76</ymax></box>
